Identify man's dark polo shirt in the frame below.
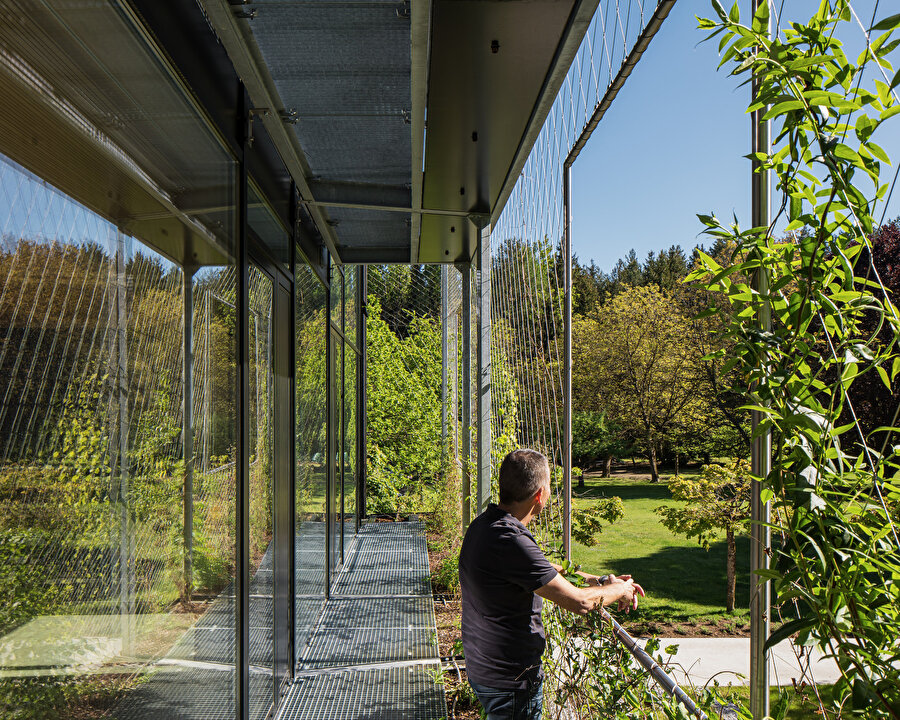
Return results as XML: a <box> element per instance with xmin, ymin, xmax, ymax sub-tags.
<box><xmin>458</xmin><ymin>503</ymin><xmax>558</xmax><ymax>690</ymax></box>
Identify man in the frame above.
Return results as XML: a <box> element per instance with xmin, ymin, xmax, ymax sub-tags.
<box><xmin>458</xmin><ymin>448</ymin><xmax>644</xmax><ymax>720</ymax></box>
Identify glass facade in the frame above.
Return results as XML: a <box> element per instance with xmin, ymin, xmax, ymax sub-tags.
<box><xmin>0</xmin><ymin>5</ymin><xmax>366</xmax><ymax>719</ymax></box>
<box><xmin>0</xmin><ymin>152</ymin><xmax>239</xmax><ymax>717</ymax></box>
<box><xmin>294</xmin><ymin>261</ymin><xmax>327</xmax><ymax>650</ymax></box>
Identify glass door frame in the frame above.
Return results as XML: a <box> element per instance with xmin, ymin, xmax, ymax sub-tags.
<box><xmin>246</xmin><ymin>246</ymin><xmax>294</xmax><ymax>717</ymax></box>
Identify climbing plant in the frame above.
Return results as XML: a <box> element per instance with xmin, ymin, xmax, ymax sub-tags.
<box><xmin>691</xmin><ymin>2</ymin><xmax>900</xmax><ymax>717</ymax></box>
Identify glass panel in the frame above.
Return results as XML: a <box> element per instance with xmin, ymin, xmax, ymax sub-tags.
<box><xmin>329</xmin><ymin>329</ymin><xmax>343</xmax><ymax>582</ymax></box>
<box><xmin>0</xmin><ymin>152</ymin><xmax>237</xmax><ymax>718</ymax></box>
<box><xmin>343</xmin><ymin>346</ymin><xmax>357</xmax><ymax>552</ymax></box>
<box><xmin>331</xmin><ymin>263</ymin><xmax>343</xmax><ymax>330</ymax></box>
<box><xmin>344</xmin><ymin>265</ymin><xmax>357</xmax><ymax>346</ymax></box>
<box><xmin>248</xmin><ymin>183</ymin><xmax>290</xmax><ymax>268</ymax></box>
<box><xmin>294</xmin><ymin>260</ymin><xmax>327</xmax><ymax>651</ymax></box>
<box><xmin>248</xmin><ymin>267</ymin><xmax>274</xmax><ymax>719</ymax></box>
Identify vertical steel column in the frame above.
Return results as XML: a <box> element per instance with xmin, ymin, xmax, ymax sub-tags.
<box><xmin>562</xmin><ymin>163</ymin><xmax>573</xmax><ymax>561</ymax></box>
<box><xmin>288</xmin><ymin>184</ymin><xmax>298</xmax><ymax>672</ymax></box>
<box><xmin>357</xmin><ymin>265</ymin><xmax>367</xmax><ymax>526</ymax></box>
<box><xmin>236</xmin><ymin>86</ymin><xmax>251</xmax><ymax>720</ymax></box>
<box><xmin>113</xmin><ymin>230</ymin><xmax>132</xmax><ymax>653</ymax></box>
<box><xmin>750</xmin><ymin>2</ymin><xmax>772</xmax><ymax>716</ymax></box>
<box><xmin>183</xmin><ymin>265</ymin><xmax>195</xmax><ymax>600</ymax></box>
<box><xmin>476</xmin><ymin>225</ymin><xmax>492</xmax><ymax>516</ymax></box>
<box><xmin>460</xmin><ymin>263</ymin><xmax>472</xmax><ymax>528</ymax></box>
<box><xmin>441</xmin><ymin>265</ymin><xmax>449</xmax><ymax>455</ymax></box>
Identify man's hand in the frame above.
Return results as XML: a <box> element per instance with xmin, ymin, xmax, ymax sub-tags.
<box><xmin>604</xmin><ymin>575</ymin><xmax>645</xmax><ymax>612</ymax></box>
<box><xmin>535</xmin><ymin>573</ymin><xmax>645</xmax><ymax>615</ymax></box>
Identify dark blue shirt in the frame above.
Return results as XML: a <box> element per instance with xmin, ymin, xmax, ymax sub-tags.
<box><xmin>458</xmin><ymin>504</ymin><xmax>558</xmax><ymax>689</ymax></box>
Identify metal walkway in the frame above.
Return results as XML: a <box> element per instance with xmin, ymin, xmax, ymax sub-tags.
<box><xmin>280</xmin><ymin>520</ymin><xmax>446</xmax><ymax>719</ymax></box>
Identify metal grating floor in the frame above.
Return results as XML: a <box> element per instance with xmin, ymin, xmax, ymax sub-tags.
<box><xmin>280</xmin><ymin>521</ymin><xmax>446</xmax><ymax>719</ymax></box>
<box><xmin>281</xmin><ymin>664</ymin><xmax>446</xmax><ymax>720</ymax></box>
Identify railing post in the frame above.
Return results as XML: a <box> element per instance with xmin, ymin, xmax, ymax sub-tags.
<box><xmin>750</xmin><ymin>1</ymin><xmax>772</xmax><ymax>716</ymax></box>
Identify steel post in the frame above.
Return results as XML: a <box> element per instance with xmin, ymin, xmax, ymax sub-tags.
<box><xmin>750</xmin><ymin>2</ymin><xmax>772</xmax><ymax>716</ymax></box>
<box><xmin>461</xmin><ymin>263</ymin><xmax>471</xmax><ymax>528</ymax></box>
<box><xmin>476</xmin><ymin>224</ymin><xmax>492</xmax><ymax>516</ymax></box>
<box><xmin>441</xmin><ymin>265</ymin><xmax>449</xmax><ymax>455</ymax></box>
<box><xmin>562</xmin><ymin>163</ymin><xmax>573</xmax><ymax>562</ymax></box>
<box><xmin>183</xmin><ymin>266</ymin><xmax>195</xmax><ymax>601</ymax></box>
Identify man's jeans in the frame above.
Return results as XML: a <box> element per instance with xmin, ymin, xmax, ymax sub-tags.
<box><xmin>469</xmin><ymin>679</ymin><xmax>543</xmax><ymax>720</ymax></box>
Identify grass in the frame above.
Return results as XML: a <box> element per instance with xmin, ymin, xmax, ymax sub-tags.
<box><xmin>570</xmin><ymin>471</ymin><xmax>751</xmax><ymax>626</ymax></box>
<box><xmin>709</xmin><ymin>684</ymin><xmax>838</xmax><ymax>720</ymax></box>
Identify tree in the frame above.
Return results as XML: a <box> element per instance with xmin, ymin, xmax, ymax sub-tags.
<box><xmin>577</xmin><ymin>284</ymin><xmax>707</xmax><ymax>481</ymax></box>
<box><xmin>655</xmin><ymin>460</ymin><xmax>751</xmax><ymax>612</ymax></box>
<box><xmin>571</xmin><ymin>411</ymin><xmax>632</xmax><ymax>478</ymax></box>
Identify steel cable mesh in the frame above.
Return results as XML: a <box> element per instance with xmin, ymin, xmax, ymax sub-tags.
<box><xmin>485</xmin><ymin>0</ymin><xmax>900</xmax><ymax>711</ymax></box>
<box><xmin>489</xmin><ymin>0</ymin><xmax>673</xmax><ymax>549</ymax></box>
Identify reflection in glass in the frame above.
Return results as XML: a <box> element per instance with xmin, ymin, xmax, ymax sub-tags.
<box><xmin>0</xmin><ymin>154</ymin><xmax>237</xmax><ymax>718</ymax></box>
<box><xmin>248</xmin><ymin>267</ymin><xmax>274</xmax><ymax>719</ymax></box>
<box><xmin>344</xmin><ymin>265</ymin><xmax>357</xmax><ymax>346</ymax></box>
<box><xmin>344</xmin><ymin>345</ymin><xmax>358</xmax><ymax>553</ymax></box>
<box><xmin>331</xmin><ymin>263</ymin><xmax>343</xmax><ymax>330</ymax></box>
<box><xmin>294</xmin><ymin>261</ymin><xmax>327</xmax><ymax>650</ymax></box>
<box><xmin>329</xmin><ymin>328</ymin><xmax>343</xmax><ymax>582</ymax></box>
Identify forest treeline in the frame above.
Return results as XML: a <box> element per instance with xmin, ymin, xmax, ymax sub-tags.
<box><xmin>571</xmin><ymin>220</ymin><xmax>900</xmax><ymax>480</ymax></box>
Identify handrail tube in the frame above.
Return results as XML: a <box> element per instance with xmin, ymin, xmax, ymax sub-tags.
<box><xmin>600</xmin><ymin>608</ymin><xmax>708</xmax><ymax>720</ymax></box>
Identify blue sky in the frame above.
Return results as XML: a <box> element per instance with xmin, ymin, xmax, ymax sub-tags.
<box><xmin>571</xmin><ymin>0</ymin><xmax>900</xmax><ymax>273</ymax></box>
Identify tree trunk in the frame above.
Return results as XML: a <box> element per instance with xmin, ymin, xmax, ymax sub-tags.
<box><xmin>726</xmin><ymin>528</ymin><xmax>736</xmax><ymax>613</ymax></box>
<box><xmin>703</xmin><ymin>451</ymin><xmax>711</xmax><ymax>465</ymax></box>
<box><xmin>674</xmin><ymin>454</ymin><xmax>680</xmax><ymax>477</ymax></box>
<box><xmin>577</xmin><ymin>473</ymin><xmax>584</xmax><ymax>490</ymax></box>
<box><xmin>648</xmin><ymin>444</ymin><xmax>659</xmax><ymax>483</ymax></box>
<box><xmin>603</xmin><ymin>455</ymin><xmax>612</xmax><ymax>478</ymax></box>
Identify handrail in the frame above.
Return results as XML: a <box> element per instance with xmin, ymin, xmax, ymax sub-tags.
<box><xmin>600</xmin><ymin>608</ymin><xmax>707</xmax><ymax>720</ymax></box>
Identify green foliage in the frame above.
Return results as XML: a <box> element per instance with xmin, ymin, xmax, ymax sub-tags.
<box><xmin>366</xmin><ymin>298</ymin><xmax>443</xmax><ymax>515</ymax></box>
<box><xmin>572</xmin><ymin>411</ymin><xmax>632</xmax><ymax>469</ymax></box>
<box><xmin>571</xmin><ymin>496</ymin><xmax>625</xmax><ymax>547</ymax></box>
<box><xmin>693</xmin><ymin>2</ymin><xmax>900</xmax><ymax>715</ymax></box>
<box><xmin>656</xmin><ymin>460</ymin><xmax>751</xmax><ymax>550</ymax></box>
<box><xmin>431</xmin><ymin>545</ymin><xmax>461</xmax><ymax>594</ymax></box>
<box><xmin>574</xmin><ymin>285</ymin><xmax>709</xmax><ymax>480</ymax></box>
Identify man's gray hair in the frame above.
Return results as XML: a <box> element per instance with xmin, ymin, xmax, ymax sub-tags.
<box><xmin>498</xmin><ymin>449</ymin><xmax>550</xmax><ymax>504</ymax></box>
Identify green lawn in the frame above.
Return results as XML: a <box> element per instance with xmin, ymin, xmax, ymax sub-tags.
<box><xmin>571</xmin><ymin>472</ymin><xmax>751</xmax><ymax>625</ymax></box>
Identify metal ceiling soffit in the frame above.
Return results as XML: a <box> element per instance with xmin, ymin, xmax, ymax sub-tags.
<box><xmin>409</xmin><ymin>0</ymin><xmax>431</xmax><ymax>264</ymax></box>
<box><xmin>198</xmin><ymin>0</ymin><xmax>343</xmax><ymax>263</ymax></box>
<box><xmin>491</xmin><ymin>0</ymin><xmax>600</xmax><ymax>226</ymax></box>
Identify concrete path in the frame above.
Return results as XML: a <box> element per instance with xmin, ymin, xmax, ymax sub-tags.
<box><xmin>646</xmin><ymin>637</ymin><xmax>840</xmax><ymax>688</ymax></box>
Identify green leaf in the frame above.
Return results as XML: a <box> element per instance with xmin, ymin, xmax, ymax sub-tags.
<box><xmin>881</xmin><ymin>105</ymin><xmax>900</xmax><ymax>122</ymax></box>
<box><xmin>872</xmin><ymin>13</ymin><xmax>900</xmax><ymax>32</ymax></box>
<box><xmin>765</xmin><ymin>617</ymin><xmax>815</xmax><ymax>651</ymax></box>
<box><xmin>877</xmin><ymin>364</ymin><xmax>892</xmax><ymax>390</ymax></box>
<box><xmin>728</xmin><ymin>1</ymin><xmax>739</xmax><ymax>23</ymax></box>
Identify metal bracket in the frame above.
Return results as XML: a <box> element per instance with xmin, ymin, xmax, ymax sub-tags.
<box><xmin>280</xmin><ymin>108</ymin><xmax>299</xmax><ymax>125</ymax></box>
<box><xmin>396</xmin><ymin>2</ymin><xmax>410</xmax><ymax>19</ymax></box>
<box><xmin>234</xmin><ymin>8</ymin><xmax>257</xmax><ymax>20</ymax></box>
<box><xmin>466</xmin><ymin>212</ymin><xmax>490</xmax><ymax>230</ymax></box>
<box><xmin>246</xmin><ymin>107</ymin><xmax>271</xmax><ymax>147</ymax></box>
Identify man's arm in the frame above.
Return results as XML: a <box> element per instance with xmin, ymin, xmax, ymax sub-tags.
<box><xmin>535</xmin><ymin>573</ymin><xmax>642</xmax><ymax>616</ymax></box>
<box><xmin>548</xmin><ymin>562</ymin><xmax>611</xmax><ymax>587</ymax></box>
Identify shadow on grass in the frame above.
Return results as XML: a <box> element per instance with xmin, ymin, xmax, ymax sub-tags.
<box><xmin>608</xmin><ymin>536</ymin><xmax>752</xmax><ymax>620</ymax></box>
<box><xmin>573</xmin><ymin>481</ymin><xmax>673</xmax><ymax>503</ymax></box>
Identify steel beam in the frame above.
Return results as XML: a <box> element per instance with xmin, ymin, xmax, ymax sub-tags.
<box><xmin>750</xmin><ymin>1</ymin><xmax>772</xmax><ymax>716</ymax></box>
<box><xmin>476</xmin><ymin>223</ymin><xmax>492</xmax><ymax>516</ymax></box>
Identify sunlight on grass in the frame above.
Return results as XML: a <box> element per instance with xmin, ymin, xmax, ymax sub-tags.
<box><xmin>570</xmin><ymin>472</ymin><xmax>751</xmax><ymax>625</ymax></box>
